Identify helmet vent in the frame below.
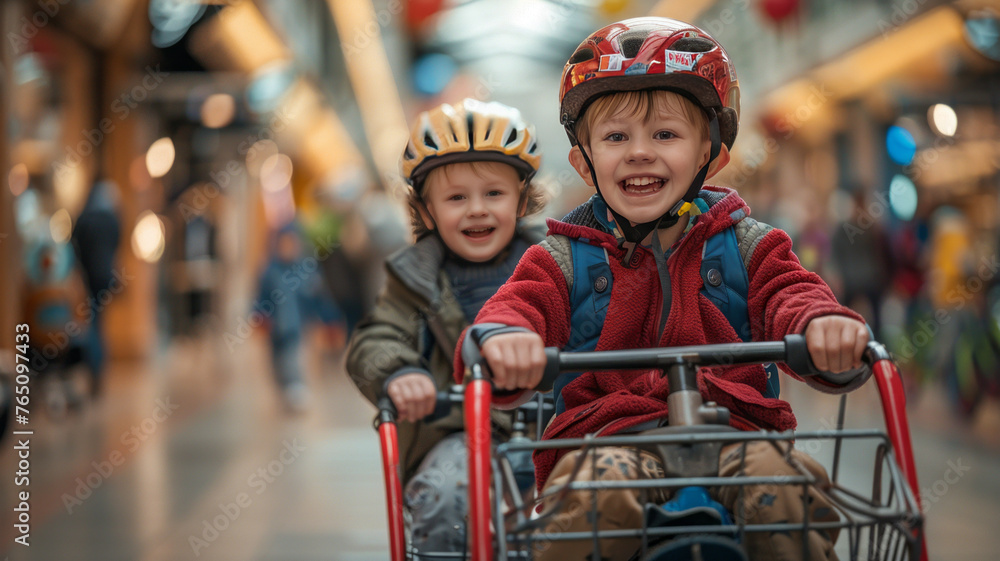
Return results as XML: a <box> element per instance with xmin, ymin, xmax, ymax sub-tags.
<box><xmin>506</xmin><ymin>129</ymin><xmax>518</xmax><ymax>146</ymax></box>
<box><xmin>671</xmin><ymin>37</ymin><xmax>715</xmax><ymax>53</ymax></box>
<box><xmin>423</xmin><ymin>132</ymin><xmax>438</xmax><ymax>150</ymax></box>
<box><xmin>618</xmin><ymin>30</ymin><xmax>649</xmax><ymax>58</ymax></box>
<box><xmin>568</xmin><ymin>47</ymin><xmax>593</xmax><ymax>64</ymax></box>
<box><xmin>484</xmin><ymin>119</ymin><xmax>494</xmax><ymax>140</ymax></box>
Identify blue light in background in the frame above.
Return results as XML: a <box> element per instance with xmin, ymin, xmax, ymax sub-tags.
<box><xmin>412</xmin><ymin>53</ymin><xmax>457</xmax><ymax>97</ymax></box>
<box><xmin>889</xmin><ymin>174</ymin><xmax>918</xmax><ymax>220</ymax></box>
<box><xmin>886</xmin><ymin>126</ymin><xmax>917</xmax><ymax>165</ymax></box>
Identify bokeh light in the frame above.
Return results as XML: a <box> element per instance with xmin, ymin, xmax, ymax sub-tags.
<box><xmin>889</xmin><ymin>174</ymin><xmax>918</xmax><ymax>221</ymax></box>
<box><xmin>260</xmin><ymin>153</ymin><xmax>293</xmax><ymax>193</ymax></box>
<box><xmin>132</xmin><ymin>210</ymin><xmax>166</xmax><ymax>263</ymax></box>
<box><xmin>146</xmin><ymin>137</ymin><xmax>176</xmax><ymax>178</ymax></box>
<box><xmin>886</xmin><ymin>126</ymin><xmax>917</xmax><ymax>166</ymax></box>
<box><xmin>200</xmin><ymin>93</ymin><xmax>236</xmax><ymax>128</ymax></box>
<box><xmin>8</xmin><ymin>163</ymin><xmax>29</xmax><ymax>197</ymax></box>
<box><xmin>928</xmin><ymin>103</ymin><xmax>958</xmax><ymax>137</ymax></box>
<box><xmin>49</xmin><ymin>208</ymin><xmax>73</xmax><ymax>243</ymax></box>
<box><xmin>412</xmin><ymin>53</ymin><xmax>457</xmax><ymax>96</ymax></box>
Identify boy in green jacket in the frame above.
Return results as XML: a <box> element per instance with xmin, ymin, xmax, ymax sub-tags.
<box><xmin>346</xmin><ymin>98</ymin><xmax>546</xmax><ymax>556</ymax></box>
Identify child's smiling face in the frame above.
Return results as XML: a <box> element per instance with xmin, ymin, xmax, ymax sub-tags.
<box><xmin>419</xmin><ymin>162</ymin><xmax>524</xmax><ymax>262</ymax></box>
<box><xmin>571</xmin><ymin>91</ymin><xmax>713</xmax><ymax>227</ymax></box>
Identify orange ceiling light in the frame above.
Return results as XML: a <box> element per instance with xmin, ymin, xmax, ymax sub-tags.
<box><xmin>326</xmin><ymin>0</ymin><xmax>409</xmax><ymax>200</ymax></box>
<box><xmin>189</xmin><ymin>2</ymin><xmax>292</xmax><ymax>73</ymax></box>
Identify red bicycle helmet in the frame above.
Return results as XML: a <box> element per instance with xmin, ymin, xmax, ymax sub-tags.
<box><xmin>559</xmin><ymin>17</ymin><xmax>740</xmax><ymax>149</ymax></box>
<box><xmin>557</xmin><ymin>17</ymin><xmax>741</xmax><ymax>257</ymax></box>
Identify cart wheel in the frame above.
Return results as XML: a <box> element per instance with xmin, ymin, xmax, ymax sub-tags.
<box><xmin>641</xmin><ymin>535</ymin><xmax>747</xmax><ymax>561</ymax></box>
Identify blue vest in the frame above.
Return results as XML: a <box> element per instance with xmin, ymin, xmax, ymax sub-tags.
<box><xmin>554</xmin><ymin>216</ymin><xmax>781</xmax><ymax>414</ymax></box>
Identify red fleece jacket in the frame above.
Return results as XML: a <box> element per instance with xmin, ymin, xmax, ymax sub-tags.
<box><xmin>454</xmin><ymin>187</ymin><xmax>863</xmax><ymax>487</ymax></box>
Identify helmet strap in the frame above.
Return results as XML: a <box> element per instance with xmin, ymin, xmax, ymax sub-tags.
<box><xmin>565</xmin><ymin>111</ymin><xmax>720</xmax><ymax>268</ymax></box>
<box><xmin>658</xmin><ymin>108</ymin><xmax>722</xmax><ymax>230</ymax></box>
<box><xmin>565</xmin><ymin>126</ymin><xmax>661</xmax><ymax>267</ymax></box>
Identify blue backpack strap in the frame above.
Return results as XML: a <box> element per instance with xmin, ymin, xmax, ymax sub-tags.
<box><xmin>553</xmin><ymin>238</ymin><xmax>613</xmax><ymax>414</ymax></box>
<box><xmin>701</xmin><ymin>226</ymin><xmax>780</xmax><ymax>399</ymax></box>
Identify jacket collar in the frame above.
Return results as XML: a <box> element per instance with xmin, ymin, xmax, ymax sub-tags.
<box><xmin>547</xmin><ymin>186</ymin><xmax>750</xmax><ymax>258</ymax></box>
<box><xmin>386</xmin><ymin>222</ymin><xmax>547</xmax><ymax>303</ymax></box>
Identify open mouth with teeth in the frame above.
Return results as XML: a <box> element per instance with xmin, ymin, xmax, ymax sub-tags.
<box><xmin>462</xmin><ymin>227</ymin><xmax>496</xmax><ymax>239</ymax></box>
<box><xmin>620</xmin><ymin>176</ymin><xmax>665</xmax><ymax>195</ymax></box>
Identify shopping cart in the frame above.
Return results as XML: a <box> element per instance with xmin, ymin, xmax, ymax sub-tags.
<box><xmin>375</xmin><ymin>388</ymin><xmax>552</xmax><ymax>561</ymax></box>
<box><xmin>459</xmin><ymin>334</ymin><xmax>926</xmax><ymax>561</ymax></box>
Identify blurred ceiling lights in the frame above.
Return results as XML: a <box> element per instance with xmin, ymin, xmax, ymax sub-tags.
<box><xmin>200</xmin><ymin>93</ymin><xmax>236</xmax><ymax>128</ymax></box>
<box><xmin>8</xmin><ymin>163</ymin><xmax>29</xmax><ymax>197</ymax></box>
<box><xmin>146</xmin><ymin>137</ymin><xmax>176</xmax><ymax>179</ymax></box>
<box><xmin>929</xmin><ymin>103</ymin><xmax>958</xmax><ymax>137</ymax></box>
<box><xmin>187</xmin><ymin>1</ymin><xmax>367</xmax><ymax>211</ymax></box>
<box><xmin>427</xmin><ymin>0</ymin><xmax>594</xmax><ymax>66</ymax></box>
<box><xmin>132</xmin><ymin>211</ymin><xmax>166</xmax><ymax>263</ymax></box>
<box><xmin>189</xmin><ymin>1</ymin><xmax>292</xmax><ymax>74</ymax></box>
<box><xmin>326</xmin><ymin>0</ymin><xmax>409</xmax><ymax>199</ymax></box>
<box><xmin>763</xmin><ymin>7</ymin><xmax>968</xmax><ymax>131</ymax></box>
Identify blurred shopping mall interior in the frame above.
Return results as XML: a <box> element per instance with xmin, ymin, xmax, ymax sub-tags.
<box><xmin>2</xmin><ymin>0</ymin><xmax>1000</xmax><ymax>559</ymax></box>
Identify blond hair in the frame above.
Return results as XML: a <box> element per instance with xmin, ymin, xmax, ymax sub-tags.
<box><xmin>408</xmin><ymin>161</ymin><xmax>546</xmax><ymax>239</ymax></box>
<box><xmin>575</xmin><ymin>90</ymin><xmax>709</xmax><ymax>147</ymax></box>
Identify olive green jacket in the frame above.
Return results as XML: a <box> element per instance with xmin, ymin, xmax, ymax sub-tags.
<box><xmin>345</xmin><ymin>225</ymin><xmax>544</xmax><ymax>481</ymax></box>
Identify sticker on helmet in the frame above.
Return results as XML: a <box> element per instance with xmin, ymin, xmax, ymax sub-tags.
<box><xmin>624</xmin><ymin>62</ymin><xmax>649</xmax><ymax>76</ymax></box>
<box><xmin>599</xmin><ymin>54</ymin><xmax>629</xmax><ymax>72</ymax></box>
<box><xmin>664</xmin><ymin>50</ymin><xmax>702</xmax><ymax>72</ymax></box>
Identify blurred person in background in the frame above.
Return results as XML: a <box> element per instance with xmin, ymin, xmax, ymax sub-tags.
<box><xmin>71</xmin><ymin>178</ymin><xmax>121</xmax><ymax>396</ymax></box>
<box><xmin>257</xmin><ymin>220</ymin><xmax>342</xmax><ymax>413</ymax></box>
<box><xmin>794</xmin><ymin>195</ymin><xmax>832</xmax><ymax>277</ymax></box>
<box><xmin>24</xmin><ymin>231</ymin><xmax>91</xmax><ymax>414</ymax></box>
<box><xmin>346</xmin><ymin>99</ymin><xmax>545</xmax><ymax>557</ymax></box>
<box><xmin>830</xmin><ymin>189</ymin><xmax>893</xmax><ymax>338</ymax></box>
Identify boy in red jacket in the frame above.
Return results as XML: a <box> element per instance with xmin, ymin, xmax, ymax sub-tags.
<box><xmin>456</xmin><ymin>18</ymin><xmax>868</xmax><ymax>561</ymax></box>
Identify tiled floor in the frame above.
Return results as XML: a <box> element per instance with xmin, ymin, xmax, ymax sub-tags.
<box><xmin>1</xmin><ymin>331</ymin><xmax>998</xmax><ymax>560</ymax></box>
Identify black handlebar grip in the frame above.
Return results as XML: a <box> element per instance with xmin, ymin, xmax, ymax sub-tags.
<box><xmin>538</xmin><ymin>347</ymin><xmax>561</xmax><ymax>393</ymax></box>
<box><xmin>424</xmin><ymin>391</ymin><xmax>455</xmax><ymax>422</ymax></box>
<box><xmin>783</xmin><ymin>333</ymin><xmax>817</xmax><ymax>376</ymax></box>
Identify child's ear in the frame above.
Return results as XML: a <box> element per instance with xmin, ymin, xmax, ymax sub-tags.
<box><xmin>517</xmin><ymin>183</ymin><xmax>529</xmax><ymax>217</ymax></box>
<box><xmin>706</xmin><ymin>144</ymin><xmax>731</xmax><ymax>180</ymax></box>
<box><xmin>416</xmin><ymin>201</ymin><xmax>436</xmax><ymax>231</ymax></box>
<box><xmin>568</xmin><ymin>146</ymin><xmax>595</xmax><ymax>187</ymax></box>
